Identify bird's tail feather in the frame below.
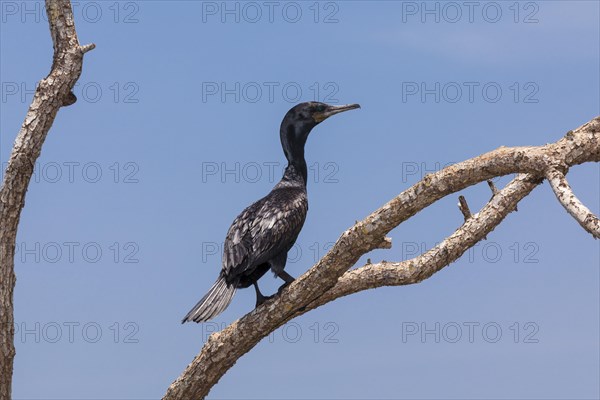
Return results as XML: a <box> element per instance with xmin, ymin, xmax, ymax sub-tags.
<box><xmin>182</xmin><ymin>275</ymin><xmax>237</xmax><ymax>323</ymax></box>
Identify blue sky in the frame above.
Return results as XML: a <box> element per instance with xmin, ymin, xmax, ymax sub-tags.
<box><xmin>1</xmin><ymin>1</ymin><xmax>599</xmax><ymax>399</ymax></box>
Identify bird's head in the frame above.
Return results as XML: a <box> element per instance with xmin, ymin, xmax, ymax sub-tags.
<box><xmin>280</xmin><ymin>102</ymin><xmax>360</xmax><ymax>161</ymax></box>
<box><xmin>283</xmin><ymin>101</ymin><xmax>361</xmax><ymax>129</ymax></box>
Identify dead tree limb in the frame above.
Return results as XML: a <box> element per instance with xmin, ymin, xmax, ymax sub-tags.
<box><xmin>164</xmin><ymin>117</ymin><xmax>599</xmax><ymax>399</ymax></box>
<box><xmin>0</xmin><ymin>1</ymin><xmax>94</xmax><ymax>398</ymax></box>
<box><xmin>300</xmin><ymin>173</ymin><xmax>539</xmax><ymax>310</ymax></box>
<box><xmin>545</xmin><ymin>167</ymin><xmax>599</xmax><ymax>238</ymax></box>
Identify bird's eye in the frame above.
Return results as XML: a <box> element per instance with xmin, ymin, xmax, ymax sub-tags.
<box><xmin>315</xmin><ymin>105</ymin><xmax>326</xmax><ymax>112</ymax></box>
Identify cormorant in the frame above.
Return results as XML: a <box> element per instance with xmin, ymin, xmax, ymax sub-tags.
<box><xmin>182</xmin><ymin>102</ymin><xmax>360</xmax><ymax>323</ymax></box>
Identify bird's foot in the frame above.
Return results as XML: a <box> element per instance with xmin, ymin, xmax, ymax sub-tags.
<box><xmin>277</xmin><ymin>281</ymin><xmax>293</xmax><ymax>295</ymax></box>
<box><xmin>255</xmin><ymin>294</ymin><xmax>274</xmax><ymax>308</ymax></box>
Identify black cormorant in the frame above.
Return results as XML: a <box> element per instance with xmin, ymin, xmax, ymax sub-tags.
<box><xmin>182</xmin><ymin>102</ymin><xmax>360</xmax><ymax>323</ymax></box>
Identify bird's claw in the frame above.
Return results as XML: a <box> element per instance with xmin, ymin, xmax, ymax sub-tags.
<box><xmin>255</xmin><ymin>294</ymin><xmax>274</xmax><ymax>308</ymax></box>
<box><xmin>277</xmin><ymin>281</ymin><xmax>292</xmax><ymax>295</ymax></box>
<box><xmin>255</xmin><ymin>281</ymin><xmax>293</xmax><ymax>308</ymax></box>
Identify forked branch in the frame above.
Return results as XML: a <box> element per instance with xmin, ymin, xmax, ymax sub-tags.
<box><xmin>164</xmin><ymin>117</ymin><xmax>599</xmax><ymax>399</ymax></box>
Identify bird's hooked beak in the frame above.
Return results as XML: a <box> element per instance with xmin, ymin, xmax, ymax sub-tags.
<box><xmin>314</xmin><ymin>103</ymin><xmax>361</xmax><ymax>123</ymax></box>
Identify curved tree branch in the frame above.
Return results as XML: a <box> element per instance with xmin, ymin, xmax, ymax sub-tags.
<box><xmin>546</xmin><ymin>167</ymin><xmax>600</xmax><ymax>239</ymax></box>
<box><xmin>164</xmin><ymin>117</ymin><xmax>599</xmax><ymax>399</ymax></box>
<box><xmin>299</xmin><ymin>173</ymin><xmax>539</xmax><ymax>312</ymax></box>
<box><xmin>0</xmin><ymin>1</ymin><xmax>94</xmax><ymax>398</ymax></box>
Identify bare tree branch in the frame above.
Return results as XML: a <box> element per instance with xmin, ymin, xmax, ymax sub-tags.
<box><xmin>0</xmin><ymin>1</ymin><xmax>93</xmax><ymax>398</ymax></box>
<box><xmin>164</xmin><ymin>117</ymin><xmax>599</xmax><ymax>399</ymax></box>
<box><xmin>546</xmin><ymin>167</ymin><xmax>600</xmax><ymax>238</ymax></box>
<box><xmin>298</xmin><ymin>173</ymin><xmax>539</xmax><ymax>311</ymax></box>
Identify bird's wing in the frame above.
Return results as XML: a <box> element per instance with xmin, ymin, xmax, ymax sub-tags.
<box><xmin>221</xmin><ymin>200</ymin><xmax>262</xmax><ymax>279</ymax></box>
<box><xmin>249</xmin><ymin>187</ymin><xmax>308</xmax><ymax>261</ymax></box>
<box><xmin>222</xmin><ymin>187</ymin><xmax>308</xmax><ymax>280</ymax></box>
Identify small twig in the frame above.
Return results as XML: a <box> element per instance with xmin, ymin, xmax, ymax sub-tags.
<box><xmin>80</xmin><ymin>43</ymin><xmax>96</xmax><ymax>53</ymax></box>
<box><xmin>457</xmin><ymin>195</ymin><xmax>472</xmax><ymax>222</ymax></box>
<box><xmin>487</xmin><ymin>179</ymin><xmax>499</xmax><ymax>196</ymax></box>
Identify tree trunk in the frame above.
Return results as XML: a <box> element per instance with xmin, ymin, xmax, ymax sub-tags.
<box><xmin>0</xmin><ymin>1</ymin><xmax>94</xmax><ymax>398</ymax></box>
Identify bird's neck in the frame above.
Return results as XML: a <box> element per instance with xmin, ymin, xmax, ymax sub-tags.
<box><xmin>280</xmin><ymin>124</ymin><xmax>309</xmax><ymax>186</ymax></box>
<box><xmin>284</xmin><ymin>159</ymin><xmax>307</xmax><ymax>187</ymax></box>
